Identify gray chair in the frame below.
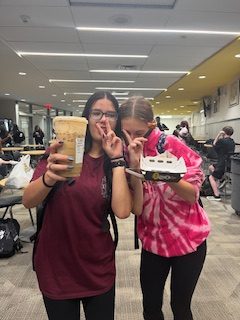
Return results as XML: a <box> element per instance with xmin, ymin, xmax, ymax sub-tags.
<box><xmin>0</xmin><ymin>193</ymin><xmax>34</xmax><ymax>226</ymax></box>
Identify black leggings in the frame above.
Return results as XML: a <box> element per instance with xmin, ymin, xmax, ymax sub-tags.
<box><xmin>140</xmin><ymin>241</ymin><xmax>207</xmax><ymax>320</ymax></box>
<box><xmin>43</xmin><ymin>285</ymin><xmax>115</xmax><ymax>320</ymax></box>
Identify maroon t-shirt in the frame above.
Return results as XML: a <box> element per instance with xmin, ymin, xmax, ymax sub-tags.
<box><xmin>32</xmin><ymin>154</ymin><xmax>115</xmax><ymax>299</ymax></box>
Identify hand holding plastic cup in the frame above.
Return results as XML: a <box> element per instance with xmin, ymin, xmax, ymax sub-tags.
<box><xmin>53</xmin><ymin>116</ymin><xmax>88</xmax><ymax>177</ymax></box>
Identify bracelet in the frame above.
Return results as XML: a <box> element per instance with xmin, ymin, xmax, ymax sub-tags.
<box><xmin>110</xmin><ymin>156</ymin><xmax>124</xmax><ymax>161</ymax></box>
<box><xmin>111</xmin><ymin>159</ymin><xmax>126</xmax><ymax>168</ymax></box>
<box><xmin>42</xmin><ymin>172</ymin><xmax>55</xmax><ymax>188</ymax></box>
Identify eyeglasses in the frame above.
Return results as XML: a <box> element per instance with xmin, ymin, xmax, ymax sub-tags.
<box><xmin>90</xmin><ymin>110</ymin><xmax>118</xmax><ymax>121</ymax></box>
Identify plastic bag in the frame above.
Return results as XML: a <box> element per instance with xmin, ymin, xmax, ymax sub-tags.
<box><xmin>6</xmin><ymin>155</ymin><xmax>34</xmax><ymax>189</ymax></box>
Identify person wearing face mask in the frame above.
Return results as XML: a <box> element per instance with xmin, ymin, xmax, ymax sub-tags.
<box><xmin>23</xmin><ymin>91</ymin><xmax>134</xmax><ymax>320</ymax></box>
<box><xmin>120</xmin><ymin>96</ymin><xmax>210</xmax><ymax>320</ymax></box>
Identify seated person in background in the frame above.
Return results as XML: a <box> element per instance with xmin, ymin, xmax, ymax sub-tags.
<box><xmin>178</xmin><ymin>120</ymin><xmax>196</xmax><ymax>149</ymax></box>
<box><xmin>0</xmin><ymin>126</ymin><xmax>12</xmax><ymax>147</ymax></box>
<box><xmin>207</xmin><ymin>126</ymin><xmax>235</xmax><ymax>201</ymax></box>
<box><xmin>0</xmin><ymin>143</ymin><xmax>15</xmax><ymax>179</ymax></box>
<box><xmin>155</xmin><ymin>116</ymin><xmax>169</xmax><ymax>131</ymax></box>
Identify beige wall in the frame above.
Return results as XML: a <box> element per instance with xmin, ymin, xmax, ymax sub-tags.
<box><xmin>191</xmin><ymin>78</ymin><xmax>240</xmax><ymax>142</ymax></box>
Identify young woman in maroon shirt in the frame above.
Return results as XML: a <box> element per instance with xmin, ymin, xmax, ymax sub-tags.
<box><xmin>23</xmin><ymin>92</ymin><xmax>138</xmax><ymax>320</ymax></box>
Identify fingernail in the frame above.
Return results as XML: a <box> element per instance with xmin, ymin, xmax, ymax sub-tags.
<box><xmin>68</xmin><ymin>156</ymin><xmax>74</xmax><ymax>161</ymax></box>
<box><xmin>67</xmin><ymin>165</ymin><xmax>74</xmax><ymax>169</ymax></box>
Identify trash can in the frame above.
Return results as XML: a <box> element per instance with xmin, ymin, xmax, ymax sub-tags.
<box><xmin>231</xmin><ymin>155</ymin><xmax>240</xmax><ymax>215</ymax></box>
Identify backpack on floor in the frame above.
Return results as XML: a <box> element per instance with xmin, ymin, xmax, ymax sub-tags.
<box><xmin>200</xmin><ymin>176</ymin><xmax>214</xmax><ymax>197</ymax></box>
<box><xmin>0</xmin><ymin>218</ymin><xmax>23</xmax><ymax>258</ymax></box>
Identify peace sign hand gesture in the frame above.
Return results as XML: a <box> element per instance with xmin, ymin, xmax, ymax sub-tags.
<box><xmin>122</xmin><ymin>130</ymin><xmax>147</xmax><ymax>169</ymax></box>
<box><xmin>96</xmin><ymin>120</ymin><xmax>123</xmax><ymax>159</ymax></box>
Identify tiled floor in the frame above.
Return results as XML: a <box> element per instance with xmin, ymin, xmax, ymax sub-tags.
<box><xmin>0</xmin><ymin>194</ymin><xmax>240</xmax><ymax>319</ymax></box>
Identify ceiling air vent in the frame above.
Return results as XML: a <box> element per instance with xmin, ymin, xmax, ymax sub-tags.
<box><xmin>118</xmin><ymin>64</ymin><xmax>137</xmax><ymax>70</ymax></box>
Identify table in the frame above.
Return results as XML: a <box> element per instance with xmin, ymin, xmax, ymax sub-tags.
<box><xmin>2</xmin><ymin>147</ymin><xmax>24</xmax><ymax>152</ymax></box>
<box><xmin>20</xmin><ymin>150</ymin><xmax>46</xmax><ymax>156</ymax></box>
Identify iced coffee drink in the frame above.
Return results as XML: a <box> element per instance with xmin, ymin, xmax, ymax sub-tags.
<box><xmin>53</xmin><ymin>116</ymin><xmax>88</xmax><ymax>177</ymax></box>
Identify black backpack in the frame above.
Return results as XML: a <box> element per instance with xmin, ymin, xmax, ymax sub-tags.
<box><xmin>0</xmin><ymin>218</ymin><xmax>23</xmax><ymax>258</ymax></box>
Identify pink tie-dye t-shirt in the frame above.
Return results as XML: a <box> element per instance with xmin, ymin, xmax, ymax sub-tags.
<box><xmin>138</xmin><ymin>130</ymin><xmax>210</xmax><ymax>257</ymax></box>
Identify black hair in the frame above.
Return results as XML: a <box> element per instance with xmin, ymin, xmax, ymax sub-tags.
<box><xmin>82</xmin><ymin>91</ymin><xmax>121</xmax><ymax>153</ymax></box>
<box><xmin>12</xmin><ymin>124</ymin><xmax>19</xmax><ymax>134</ymax></box>
<box><xmin>222</xmin><ymin>126</ymin><xmax>234</xmax><ymax>136</ymax></box>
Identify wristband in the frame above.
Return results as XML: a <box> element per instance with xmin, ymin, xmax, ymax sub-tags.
<box><xmin>111</xmin><ymin>159</ymin><xmax>126</xmax><ymax>168</ymax></box>
<box><xmin>42</xmin><ymin>172</ymin><xmax>55</xmax><ymax>188</ymax></box>
<box><xmin>110</xmin><ymin>156</ymin><xmax>124</xmax><ymax>161</ymax></box>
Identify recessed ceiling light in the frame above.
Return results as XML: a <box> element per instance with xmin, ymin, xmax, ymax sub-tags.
<box><xmin>198</xmin><ymin>75</ymin><xmax>206</xmax><ymax>79</ymax></box>
<box><xmin>193</xmin><ymin>101</ymin><xmax>199</xmax><ymax>104</ymax></box>
<box><xmin>76</xmin><ymin>27</ymin><xmax>240</xmax><ymax>36</ymax></box>
<box><xmin>165</xmin><ymin>96</ymin><xmax>171</xmax><ymax>98</ymax></box>
<box><xmin>156</xmin><ymin>102</ymin><xmax>160</xmax><ymax>104</ymax></box>
<box><xmin>90</xmin><ymin>70</ymin><xmax>187</xmax><ymax>75</ymax></box>
<box><xmin>61</xmin><ymin>99</ymin><xmax>65</xmax><ymax>102</ymax></box>
<box><xmin>95</xmin><ymin>87</ymin><xmax>166</xmax><ymax>91</ymax></box>
<box><xmin>38</xmin><ymin>85</ymin><xmax>45</xmax><ymax>89</ymax></box>
<box><xmin>178</xmin><ymin>87</ymin><xmax>184</xmax><ymax>91</ymax></box>
<box><xmin>18</xmin><ymin>72</ymin><xmax>26</xmax><ymax>75</ymax></box>
<box><xmin>173</xmin><ymin>108</ymin><xmax>178</xmax><ymax>110</ymax></box>
<box><xmin>187</xmin><ymin>110</ymin><xmax>191</xmax><ymax>113</ymax></box>
<box><xmin>20</xmin><ymin>99</ymin><xmax>26</xmax><ymax>101</ymax></box>
<box><xmin>4</xmin><ymin>93</ymin><xmax>10</xmax><ymax>96</ymax></box>
<box><xmin>49</xmin><ymin>79</ymin><xmax>135</xmax><ymax>83</ymax></box>
<box><xmin>17</xmin><ymin>51</ymin><xmax>147</xmax><ymax>58</ymax></box>
<box><xmin>234</xmin><ymin>54</ymin><xmax>240</xmax><ymax>58</ymax></box>
<box><xmin>180</xmin><ymin>105</ymin><xmax>185</xmax><ymax>108</ymax></box>
<box><xmin>52</xmin><ymin>94</ymin><xmax>57</xmax><ymax>97</ymax></box>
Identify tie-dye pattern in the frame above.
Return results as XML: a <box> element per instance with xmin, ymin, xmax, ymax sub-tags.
<box><xmin>138</xmin><ymin>133</ymin><xmax>210</xmax><ymax>257</ymax></box>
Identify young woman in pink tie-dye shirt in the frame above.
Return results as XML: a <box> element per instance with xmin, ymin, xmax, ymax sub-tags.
<box><xmin>120</xmin><ymin>96</ymin><xmax>210</xmax><ymax>320</ymax></box>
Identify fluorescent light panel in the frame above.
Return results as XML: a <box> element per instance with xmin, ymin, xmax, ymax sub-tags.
<box><xmin>90</xmin><ymin>70</ymin><xmax>188</xmax><ymax>74</ymax></box>
<box><xmin>17</xmin><ymin>52</ymin><xmax>147</xmax><ymax>58</ymax></box>
<box><xmin>95</xmin><ymin>87</ymin><xmax>166</xmax><ymax>91</ymax></box>
<box><xmin>76</xmin><ymin>27</ymin><xmax>240</xmax><ymax>36</ymax></box>
<box><xmin>49</xmin><ymin>79</ymin><xmax>134</xmax><ymax>83</ymax></box>
<box><xmin>64</xmin><ymin>92</ymin><xmax>93</xmax><ymax>95</ymax></box>
<box><xmin>112</xmin><ymin>91</ymin><xmax>129</xmax><ymax>95</ymax></box>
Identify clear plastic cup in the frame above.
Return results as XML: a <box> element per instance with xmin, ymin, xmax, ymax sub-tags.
<box><xmin>53</xmin><ymin>116</ymin><xmax>88</xmax><ymax>177</ymax></box>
